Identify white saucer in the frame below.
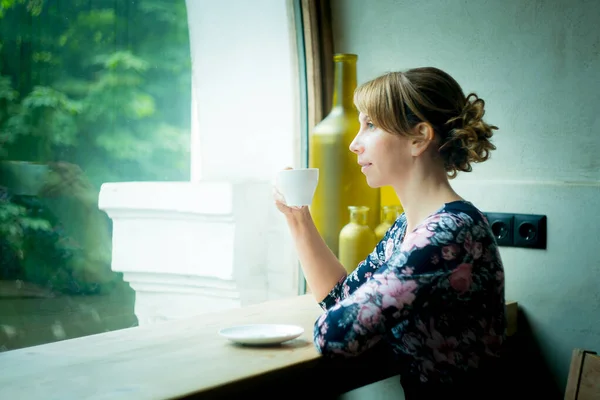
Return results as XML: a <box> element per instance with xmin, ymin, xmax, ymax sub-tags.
<box><xmin>218</xmin><ymin>324</ymin><xmax>305</xmax><ymax>345</ymax></box>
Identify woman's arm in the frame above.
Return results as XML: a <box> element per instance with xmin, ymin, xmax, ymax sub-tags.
<box><xmin>317</xmin><ymin>219</ymin><xmax>402</xmax><ymax>310</ymax></box>
<box><xmin>274</xmin><ymin>176</ymin><xmax>401</xmax><ymax>303</ymax></box>
<box><xmin>273</xmin><ymin>169</ymin><xmax>346</xmax><ymax>301</ymax></box>
<box><xmin>313</xmin><ymin>260</ymin><xmax>424</xmax><ymax>357</ymax></box>
<box><xmin>284</xmin><ymin>208</ymin><xmax>347</xmax><ymax>302</ymax></box>
<box><xmin>273</xmin><ymin>171</ymin><xmax>397</xmax><ymax>303</ymax></box>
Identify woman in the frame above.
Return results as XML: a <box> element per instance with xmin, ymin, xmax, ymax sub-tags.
<box><xmin>274</xmin><ymin>67</ymin><xmax>506</xmax><ymax>399</ymax></box>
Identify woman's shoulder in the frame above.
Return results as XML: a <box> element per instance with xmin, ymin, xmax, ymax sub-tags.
<box><xmin>441</xmin><ymin>199</ymin><xmax>482</xmax><ymax>215</ymax></box>
<box><xmin>428</xmin><ymin>200</ymin><xmax>496</xmax><ymax>254</ymax></box>
<box><xmin>389</xmin><ymin>200</ymin><xmax>498</xmax><ymax>274</ymax></box>
<box><xmin>399</xmin><ymin>200</ymin><xmax>492</xmax><ymax>253</ymax></box>
<box><xmin>436</xmin><ymin>200</ymin><xmax>487</xmax><ymax>228</ymax></box>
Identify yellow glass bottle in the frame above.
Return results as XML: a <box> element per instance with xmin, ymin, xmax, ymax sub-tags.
<box><xmin>375</xmin><ymin>205</ymin><xmax>403</xmax><ymax>242</ymax></box>
<box><xmin>339</xmin><ymin>206</ymin><xmax>376</xmax><ymax>274</ymax></box>
<box><xmin>309</xmin><ymin>54</ymin><xmax>380</xmax><ymax>256</ymax></box>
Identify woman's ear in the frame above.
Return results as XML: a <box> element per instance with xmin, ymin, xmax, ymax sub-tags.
<box><xmin>410</xmin><ymin>122</ymin><xmax>435</xmax><ymax>157</ymax></box>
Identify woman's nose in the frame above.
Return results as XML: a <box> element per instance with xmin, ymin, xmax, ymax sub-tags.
<box><xmin>349</xmin><ymin>134</ymin><xmax>362</xmax><ymax>154</ymax></box>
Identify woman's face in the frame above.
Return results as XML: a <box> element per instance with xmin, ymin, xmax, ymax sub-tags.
<box><xmin>349</xmin><ymin>112</ymin><xmax>412</xmax><ymax>188</ymax></box>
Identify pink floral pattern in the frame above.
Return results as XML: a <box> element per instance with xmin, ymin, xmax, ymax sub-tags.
<box><xmin>449</xmin><ymin>263</ymin><xmax>473</xmax><ymax>293</ymax></box>
<box><xmin>384</xmin><ymin>239</ymin><xmax>395</xmax><ymax>261</ymax></box>
<box><xmin>314</xmin><ymin>201</ymin><xmax>506</xmax><ymax>385</ymax></box>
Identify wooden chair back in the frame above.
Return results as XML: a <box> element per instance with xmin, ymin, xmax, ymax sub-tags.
<box><xmin>565</xmin><ymin>349</ymin><xmax>600</xmax><ymax>400</ymax></box>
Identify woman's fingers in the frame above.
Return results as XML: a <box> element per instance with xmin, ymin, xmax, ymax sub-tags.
<box><xmin>272</xmin><ymin>186</ymin><xmax>287</xmax><ymax>205</ymax></box>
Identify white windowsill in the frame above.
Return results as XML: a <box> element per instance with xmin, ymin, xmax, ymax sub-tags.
<box><xmin>98</xmin><ymin>180</ymin><xmax>298</xmax><ymax>325</ymax></box>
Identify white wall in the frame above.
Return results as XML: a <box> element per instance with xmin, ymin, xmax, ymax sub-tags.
<box><xmin>331</xmin><ymin>0</ymin><xmax>600</xmax><ymax>396</ymax></box>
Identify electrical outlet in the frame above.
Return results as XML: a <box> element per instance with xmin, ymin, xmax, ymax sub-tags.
<box><xmin>514</xmin><ymin>214</ymin><xmax>547</xmax><ymax>249</ymax></box>
<box><xmin>484</xmin><ymin>212</ymin><xmax>514</xmax><ymax>247</ymax></box>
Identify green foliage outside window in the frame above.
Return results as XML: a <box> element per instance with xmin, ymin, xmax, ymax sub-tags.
<box><xmin>0</xmin><ymin>0</ymin><xmax>192</xmax><ymax>294</ymax></box>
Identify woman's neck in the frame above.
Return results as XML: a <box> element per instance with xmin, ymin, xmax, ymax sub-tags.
<box><xmin>392</xmin><ymin>166</ymin><xmax>462</xmax><ymax>233</ymax></box>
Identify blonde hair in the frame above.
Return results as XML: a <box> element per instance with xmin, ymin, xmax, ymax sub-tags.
<box><xmin>354</xmin><ymin>67</ymin><xmax>498</xmax><ymax>178</ymax></box>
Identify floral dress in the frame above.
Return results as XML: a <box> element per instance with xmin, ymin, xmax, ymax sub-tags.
<box><xmin>313</xmin><ymin>200</ymin><xmax>506</xmax><ymax>387</ymax></box>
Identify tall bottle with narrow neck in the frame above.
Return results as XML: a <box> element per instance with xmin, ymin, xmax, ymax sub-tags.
<box><xmin>309</xmin><ymin>54</ymin><xmax>380</xmax><ymax>257</ymax></box>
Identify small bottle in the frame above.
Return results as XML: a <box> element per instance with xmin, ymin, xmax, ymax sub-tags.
<box><xmin>338</xmin><ymin>206</ymin><xmax>376</xmax><ymax>274</ymax></box>
<box><xmin>375</xmin><ymin>205</ymin><xmax>403</xmax><ymax>242</ymax></box>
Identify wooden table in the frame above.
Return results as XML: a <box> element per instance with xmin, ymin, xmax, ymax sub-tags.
<box><xmin>0</xmin><ymin>294</ymin><xmax>518</xmax><ymax>399</ymax></box>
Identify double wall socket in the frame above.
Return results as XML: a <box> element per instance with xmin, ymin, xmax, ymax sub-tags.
<box><xmin>483</xmin><ymin>212</ymin><xmax>547</xmax><ymax>249</ymax></box>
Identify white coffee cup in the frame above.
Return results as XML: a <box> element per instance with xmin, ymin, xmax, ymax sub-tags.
<box><xmin>276</xmin><ymin>168</ymin><xmax>319</xmax><ymax>207</ymax></box>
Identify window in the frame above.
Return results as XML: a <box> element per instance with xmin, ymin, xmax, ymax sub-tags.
<box><xmin>0</xmin><ymin>0</ymin><xmax>304</xmax><ymax>350</ymax></box>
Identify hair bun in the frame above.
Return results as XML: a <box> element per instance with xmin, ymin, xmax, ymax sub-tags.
<box><xmin>439</xmin><ymin>93</ymin><xmax>498</xmax><ymax>178</ymax></box>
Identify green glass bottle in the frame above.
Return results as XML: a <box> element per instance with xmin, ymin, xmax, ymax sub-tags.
<box><xmin>309</xmin><ymin>54</ymin><xmax>380</xmax><ymax>256</ymax></box>
<box><xmin>339</xmin><ymin>206</ymin><xmax>376</xmax><ymax>274</ymax></box>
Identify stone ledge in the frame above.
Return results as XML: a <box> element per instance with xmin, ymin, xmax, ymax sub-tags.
<box><xmin>125</xmin><ymin>272</ymin><xmax>239</xmax><ymax>298</ymax></box>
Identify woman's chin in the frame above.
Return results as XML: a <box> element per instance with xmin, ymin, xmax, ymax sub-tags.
<box><xmin>365</xmin><ymin>176</ymin><xmax>383</xmax><ymax>189</ymax></box>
